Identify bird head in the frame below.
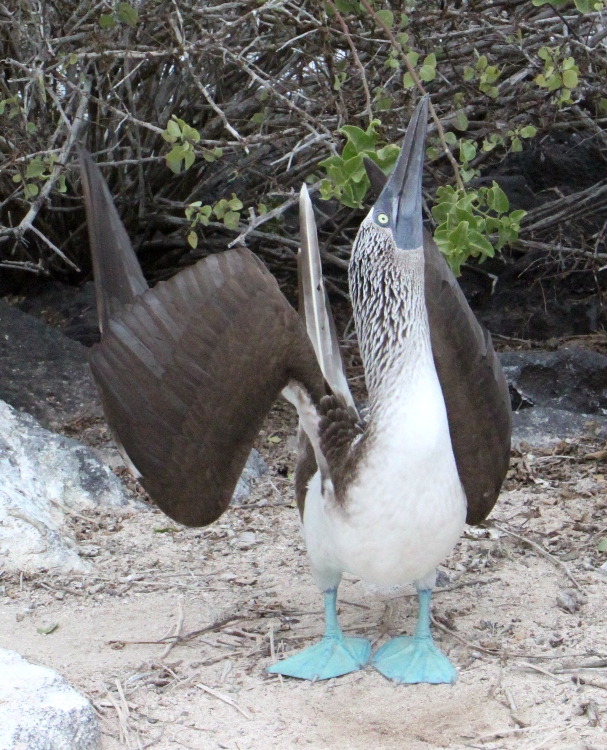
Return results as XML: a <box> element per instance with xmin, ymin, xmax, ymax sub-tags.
<box><xmin>365</xmin><ymin>94</ymin><xmax>429</xmax><ymax>253</ymax></box>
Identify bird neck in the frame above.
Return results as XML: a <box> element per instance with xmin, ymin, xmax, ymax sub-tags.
<box><xmin>349</xmin><ymin>218</ymin><xmax>432</xmax><ymax>417</ymax></box>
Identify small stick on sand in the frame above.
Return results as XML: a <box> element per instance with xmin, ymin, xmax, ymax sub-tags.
<box><xmin>196</xmin><ymin>683</ymin><xmax>251</xmax><ymax>719</ymax></box>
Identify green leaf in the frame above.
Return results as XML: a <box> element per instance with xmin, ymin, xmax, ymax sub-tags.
<box><xmin>423</xmin><ymin>53</ymin><xmax>437</xmax><ymax>68</ymax></box>
<box><xmin>166</xmin><ymin>119</ymin><xmax>182</xmax><ymax>138</ymax></box>
<box><xmin>519</xmin><ymin>125</ymin><xmax>537</xmax><ymax>139</ymax></box>
<box><xmin>402</xmin><ymin>72</ymin><xmax>415</xmax><ymax>89</ymax></box>
<box><xmin>154</xmin><ymin>527</ymin><xmax>179</xmax><ymax>533</ymax></box>
<box><xmin>597</xmin><ymin>538</ymin><xmax>607</xmax><ymax>553</ymax></box>
<box><xmin>561</xmin><ymin>68</ymin><xmax>578</xmax><ymax>89</ymax></box>
<box><xmin>57</xmin><ymin>174</ymin><xmax>67</xmax><ymax>193</ymax></box>
<box><xmin>340</xmin><ymin>124</ymin><xmax>378</xmax><ymax>154</ymax></box>
<box><xmin>375</xmin><ymin>9</ymin><xmax>394</xmax><ymax>27</ymax></box>
<box><xmin>117</xmin><ymin>2</ymin><xmax>138</xmax><ymax>26</ymax></box>
<box><xmin>449</xmin><ymin>220</ymin><xmax>469</xmax><ymax>250</ymax></box>
<box><xmin>461</xmin><ymin>168</ymin><xmax>476</xmax><ymax>183</ymax></box>
<box><xmin>459</xmin><ymin>140</ymin><xmax>476</xmax><ymax>163</ymax></box>
<box><xmin>406</xmin><ymin>51</ymin><xmax>419</xmax><ymax>67</ymax></box>
<box><xmin>419</xmin><ymin>65</ymin><xmax>436</xmax><ymax>82</ymax></box>
<box><xmin>258</xmin><ymin>203</ymin><xmax>268</xmax><ymax>215</ymax></box>
<box><xmin>454</xmin><ymin>110</ymin><xmax>468</xmax><ymax>131</ymax></box>
<box><xmin>213</xmin><ymin>199</ymin><xmax>229</xmax><ymax>219</ymax></box>
<box><xmin>476</xmin><ymin>55</ymin><xmax>488</xmax><ymax>71</ymax></box>
<box><xmin>487</xmin><ymin>184</ymin><xmax>510</xmax><ymax>213</ymax></box>
<box><xmin>335</xmin><ymin>0</ymin><xmax>358</xmax><ymax>11</ymax></box>
<box><xmin>37</xmin><ymin>623</ymin><xmax>58</xmax><ymax>635</ymax></box>
<box><xmin>68</xmin><ymin>53</ymin><xmax>78</xmax><ymax>65</ymax></box>
<box><xmin>463</xmin><ymin>66</ymin><xmax>474</xmax><ymax>81</ymax></box>
<box><xmin>228</xmin><ymin>195</ymin><xmax>243</xmax><ymax>210</ymax></box>
<box><xmin>187</xmin><ymin>231</ymin><xmax>198</xmax><ymax>249</ymax></box>
<box><xmin>250</xmin><ymin>112</ymin><xmax>264</xmax><ymax>125</ymax></box>
<box><xmin>538</xmin><ymin>46</ymin><xmax>551</xmax><ymax>61</ymax></box>
<box><xmin>444</xmin><ymin>131</ymin><xmax>458</xmax><ymax>145</ymax></box>
<box><xmin>26</xmin><ymin>121</ymin><xmax>37</xmax><ymax>134</ymax></box>
<box><xmin>12</xmin><ymin>173</ymin><xmax>22</xmax><ymax>183</ymax></box>
<box><xmin>223</xmin><ymin>211</ymin><xmax>240</xmax><ymax>230</ymax></box>
<box><xmin>26</xmin><ymin>158</ymin><xmax>45</xmax><ymax>179</ymax></box>
<box><xmin>511</xmin><ymin>137</ymin><xmax>522</xmax><ymax>152</ymax></box>
<box><xmin>467</xmin><ymin>228</ymin><xmax>494</xmax><ymax>257</ymax></box>
<box><xmin>183</xmin><ymin>148</ymin><xmax>195</xmax><ymax>170</ymax></box>
<box><xmin>99</xmin><ymin>13</ymin><xmax>116</xmax><ymax>28</ymax></box>
<box><xmin>182</xmin><ymin>124</ymin><xmax>200</xmax><ymax>143</ymax></box>
<box><xmin>213</xmin><ymin>147</ymin><xmax>223</xmax><ymax>158</ymax></box>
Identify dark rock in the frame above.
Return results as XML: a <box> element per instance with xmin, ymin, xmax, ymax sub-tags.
<box><xmin>499</xmin><ymin>347</ymin><xmax>607</xmax><ymax>415</ymax></box>
<box><xmin>11</xmin><ymin>280</ymin><xmax>100</xmax><ymax>346</ymax></box>
<box><xmin>511</xmin><ymin>407</ymin><xmax>607</xmax><ymax>450</ymax></box>
<box><xmin>0</xmin><ymin>299</ymin><xmax>103</xmax><ymax>431</ymax></box>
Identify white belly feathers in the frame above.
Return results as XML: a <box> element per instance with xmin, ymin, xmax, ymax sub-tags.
<box><xmin>302</xmin><ymin>358</ymin><xmax>467</xmax><ymax>591</ymax></box>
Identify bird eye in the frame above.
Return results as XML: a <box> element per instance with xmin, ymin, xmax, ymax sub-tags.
<box><xmin>377</xmin><ymin>213</ymin><xmax>389</xmax><ymax>225</ymax></box>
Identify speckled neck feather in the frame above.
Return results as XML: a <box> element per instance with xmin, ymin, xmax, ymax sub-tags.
<box><xmin>349</xmin><ymin>216</ymin><xmax>431</xmax><ymax>415</ymax></box>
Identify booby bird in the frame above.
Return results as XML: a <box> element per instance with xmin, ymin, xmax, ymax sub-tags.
<box><xmin>79</xmin><ymin>95</ymin><xmax>511</xmax><ymax>685</ymax></box>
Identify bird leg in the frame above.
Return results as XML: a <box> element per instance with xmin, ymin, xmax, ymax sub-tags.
<box><xmin>371</xmin><ymin>586</ymin><xmax>457</xmax><ymax>684</ymax></box>
<box><xmin>267</xmin><ymin>587</ymin><xmax>370</xmax><ymax>681</ymax></box>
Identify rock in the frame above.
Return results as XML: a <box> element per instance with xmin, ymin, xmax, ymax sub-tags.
<box><xmin>556</xmin><ymin>588</ymin><xmax>585</xmax><ymax>614</ymax></box>
<box><xmin>0</xmin><ymin>400</ymin><xmax>133</xmax><ymax>574</ymax></box>
<box><xmin>0</xmin><ymin>299</ymin><xmax>102</xmax><ymax>431</ymax></box>
<box><xmin>12</xmin><ymin>280</ymin><xmax>100</xmax><ymax>347</ymax></box>
<box><xmin>500</xmin><ymin>347</ymin><xmax>607</xmax><ymax>449</ymax></box>
<box><xmin>0</xmin><ymin>648</ymin><xmax>100</xmax><ymax>750</ymax></box>
<box><xmin>230</xmin><ymin>449</ymin><xmax>267</xmax><ymax>504</ymax></box>
<box><xmin>511</xmin><ymin>407</ymin><xmax>607</xmax><ymax>450</ymax></box>
<box><xmin>500</xmin><ymin>347</ymin><xmax>607</xmax><ymax>415</ymax></box>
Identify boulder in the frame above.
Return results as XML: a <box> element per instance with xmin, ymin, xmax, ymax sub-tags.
<box><xmin>511</xmin><ymin>407</ymin><xmax>607</xmax><ymax>450</ymax></box>
<box><xmin>0</xmin><ymin>649</ymin><xmax>100</xmax><ymax>750</ymax></box>
<box><xmin>0</xmin><ymin>299</ymin><xmax>102</xmax><ymax>431</ymax></box>
<box><xmin>500</xmin><ymin>347</ymin><xmax>607</xmax><ymax>414</ymax></box>
<box><xmin>0</xmin><ymin>400</ymin><xmax>133</xmax><ymax>574</ymax></box>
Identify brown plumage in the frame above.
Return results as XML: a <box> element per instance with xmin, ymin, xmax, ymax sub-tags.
<box><xmin>80</xmin><ymin>151</ymin><xmax>324</xmax><ymax>527</ymax></box>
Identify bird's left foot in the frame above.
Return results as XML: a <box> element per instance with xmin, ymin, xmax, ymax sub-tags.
<box><xmin>371</xmin><ymin>635</ymin><xmax>457</xmax><ymax>684</ymax></box>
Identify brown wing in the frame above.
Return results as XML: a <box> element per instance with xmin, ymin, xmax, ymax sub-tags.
<box><xmin>424</xmin><ymin>231</ymin><xmax>511</xmax><ymax>525</ymax></box>
<box><xmin>79</xmin><ymin>147</ymin><xmax>148</xmax><ymax>334</ymax></box>
<box><xmin>80</xmin><ymin>153</ymin><xmax>324</xmax><ymax>528</ymax></box>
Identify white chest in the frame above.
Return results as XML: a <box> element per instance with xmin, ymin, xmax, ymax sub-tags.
<box><xmin>302</xmin><ymin>356</ymin><xmax>466</xmax><ymax>589</ymax></box>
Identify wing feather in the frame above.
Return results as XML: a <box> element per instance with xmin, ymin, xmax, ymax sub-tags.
<box><xmin>299</xmin><ymin>185</ymin><xmax>356</xmax><ymax>412</ymax></box>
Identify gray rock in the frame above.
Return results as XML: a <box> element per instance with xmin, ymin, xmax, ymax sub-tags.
<box><xmin>0</xmin><ymin>399</ymin><xmax>133</xmax><ymax>574</ymax></box>
<box><xmin>0</xmin><ymin>649</ymin><xmax>100</xmax><ymax>750</ymax></box>
<box><xmin>500</xmin><ymin>347</ymin><xmax>607</xmax><ymax>415</ymax></box>
<box><xmin>511</xmin><ymin>407</ymin><xmax>607</xmax><ymax>450</ymax></box>
<box><xmin>231</xmin><ymin>449</ymin><xmax>268</xmax><ymax>504</ymax></box>
<box><xmin>0</xmin><ymin>299</ymin><xmax>102</xmax><ymax>431</ymax></box>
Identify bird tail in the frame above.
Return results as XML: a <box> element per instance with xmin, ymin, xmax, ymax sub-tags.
<box><xmin>298</xmin><ymin>184</ymin><xmax>356</xmax><ymax>412</ymax></box>
<box><xmin>78</xmin><ymin>146</ymin><xmax>148</xmax><ymax>335</ymax></box>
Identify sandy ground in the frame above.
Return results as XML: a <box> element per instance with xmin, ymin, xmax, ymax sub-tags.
<box><xmin>1</xmin><ymin>403</ymin><xmax>607</xmax><ymax>750</ymax></box>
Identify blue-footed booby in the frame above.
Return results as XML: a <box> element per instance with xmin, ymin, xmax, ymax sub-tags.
<box><xmin>79</xmin><ymin>95</ymin><xmax>511</xmax><ymax>685</ymax></box>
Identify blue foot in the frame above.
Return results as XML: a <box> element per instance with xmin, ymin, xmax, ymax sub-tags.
<box><xmin>268</xmin><ymin>634</ymin><xmax>370</xmax><ymax>680</ymax></box>
<box><xmin>371</xmin><ymin>635</ymin><xmax>457</xmax><ymax>684</ymax></box>
<box><xmin>267</xmin><ymin>587</ymin><xmax>370</xmax><ymax>681</ymax></box>
<box><xmin>372</xmin><ymin>586</ymin><xmax>457</xmax><ymax>685</ymax></box>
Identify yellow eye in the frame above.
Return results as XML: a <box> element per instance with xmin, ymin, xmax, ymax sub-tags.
<box><xmin>377</xmin><ymin>213</ymin><xmax>389</xmax><ymax>225</ymax></box>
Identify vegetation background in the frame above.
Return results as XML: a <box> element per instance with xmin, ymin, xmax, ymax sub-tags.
<box><xmin>0</xmin><ymin>0</ymin><xmax>606</xmax><ymax>339</ymax></box>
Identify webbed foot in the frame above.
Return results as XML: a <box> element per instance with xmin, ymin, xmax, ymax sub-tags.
<box><xmin>268</xmin><ymin>634</ymin><xmax>370</xmax><ymax>681</ymax></box>
<box><xmin>371</xmin><ymin>635</ymin><xmax>457</xmax><ymax>684</ymax></box>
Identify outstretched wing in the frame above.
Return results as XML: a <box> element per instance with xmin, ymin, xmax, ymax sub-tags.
<box><xmin>298</xmin><ymin>185</ymin><xmax>356</xmax><ymax>412</ymax></box>
<box><xmin>80</xmin><ymin>152</ymin><xmax>324</xmax><ymax>527</ymax></box>
<box><xmin>79</xmin><ymin>147</ymin><xmax>148</xmax><ymax>334</ymax></box>
<box><xmin>364</xmin><ymin>157</ymin><xmax>511</xmax><ymax>525</ymax></box>
<box><xmin>423</xmin><ymin>232</ymin><xmax>511</xmax><ymax>525</ymax></box>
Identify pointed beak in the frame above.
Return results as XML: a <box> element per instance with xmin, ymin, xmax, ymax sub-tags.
<box><xmin>375</xmin><ymin>95</ymin><xmax>429</xmax><ymax>251</ymax></box>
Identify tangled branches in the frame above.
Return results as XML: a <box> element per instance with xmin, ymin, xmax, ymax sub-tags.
<box><xmin>0</xmin><ymin>0</ymin><xmax>606</xmax><ymax>299</ymax></box>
